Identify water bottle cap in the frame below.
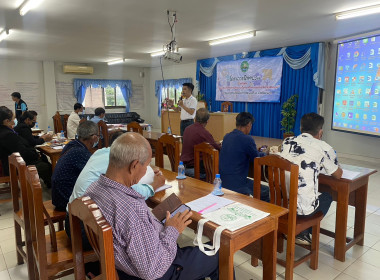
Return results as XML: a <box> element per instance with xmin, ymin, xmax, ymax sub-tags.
<box><xmin>179</xmin><ymin>161</ymin><xmax>183</xmax><ymax>165</ymax></box>
<box><xmin>61</xmin><ymin>130</ymin><xmax>64</xmax><ymax>132</ymax></box>
<box><xmin>215</xmin><ymin>174</ymin><xmax>220</xmax><ymax>178</ymax></box>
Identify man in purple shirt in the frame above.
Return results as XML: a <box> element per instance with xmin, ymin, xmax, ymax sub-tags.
<box><xmin>85</xmin><ymin>132</ymin><xmax>219</xmax><ymax>280</ymax></box>
<box><xmin>181</xmin><ymin>108</ymin><xmax>221</xmax><ymax>177</ymax></box>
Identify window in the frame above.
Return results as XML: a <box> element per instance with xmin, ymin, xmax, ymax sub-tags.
<box><xmin>83</xmin><ymin>85</ymin><xmax>126</xmax><ymax>109</ymax></box>
<box><xmin>161</xmin><ymin>86</ymin><xmax>182</xmax><ymax>108</ymax></box>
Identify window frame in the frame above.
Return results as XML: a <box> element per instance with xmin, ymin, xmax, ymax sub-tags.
<box><xmin>103</xmin><ymin>85</ymin><xmax>126</xmax><ymax>109</ymax></box>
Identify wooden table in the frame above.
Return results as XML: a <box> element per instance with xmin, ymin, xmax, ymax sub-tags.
<box><xmin>31</xmin><ymin>128</ymin><xmax>43</xmax><ymax>135</ymax></box>
<box><xmin>319</xmin><ymin>164</ymin><xmax>377</xmax><ymax>262</ymax></box>
<box><xmin>161</xmin><ymin>111</ymin><xmax>238</xmax><ymax>141</ymax></box>
<box><xmin>150</xmin><ymin>168</ymin><xmax>288</xmax><ymax>280</ymax></box>
<box><xmin>36</xmin><ymin>145</ymin><xmax>63</xmax><ymax>171</ymax></box>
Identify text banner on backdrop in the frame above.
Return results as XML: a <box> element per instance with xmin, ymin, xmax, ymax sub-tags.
<box><xmin>216</xmin><ymin>56</ymin><xmax>283</xmax><ymax>102</ymax></box>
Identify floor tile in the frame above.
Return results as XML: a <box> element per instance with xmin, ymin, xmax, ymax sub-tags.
<box><xmin>0</xmin><ymin>270</ymin><xmax>10</xmax><ymax>280</ymax></box>
<box><xmin>357</xmin><ymin>248</ymin><xmax>380</xmax><ymax>268</ymax></box>
<box><xmin>3</xmin><ymin>251</ymin><xmax>18</xmax><ymax>269</ymax></box>
<box><xmin>372</xmin><ymin>240</ymin><xmax>380</xmax><ymax>252</ymax></box>
<box><xmin>343</xmin><ymin>260</ymin><xmax>380</xmax><ymax>280</ymax></box>
<box><xmin>235</xmin><ymin>265</ymin><xmax>259</xmax><ymax>280</ymax></box>
<box><xmin>333</xmin><ymin>272</ymin><xmax>360</xmax><ymax>280</ymax></box>
<box><xmin>345</xmin><ymin>228</ymin><xmax>380</xmax><ymax>248</ymax></box>
<box><xmin>233</xmin><ymin>250</ymin><xmax>251</xmax><ymax>267</ymax></box>
<box><xmin>293</xmin><ymin>261</ymin><xmax>341</xmax><ymax>280</ymax></box>
<box><xmin>0</xmin><ymin>219</ymin><xmax>14</xmax><ymax>230</ymax></box>
<box><xmin>8</xmin><ymin>264</ymin><xmax>28</xmax><ymax>280</ymax></box>
<box><xmin>0</xmin><ymin>253</ymin><xmax>7</xmax><ymax>272</ymax></box>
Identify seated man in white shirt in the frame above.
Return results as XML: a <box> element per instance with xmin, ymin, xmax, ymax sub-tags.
<box><xmin>278</xmin><ymin>112</ymin><xmax>342</xmax><ymax>245</ymax></box>
<box><xmin>67</xmin><ymin>103</ymin><xmax>83</xmax><ymax>139</ymax></box>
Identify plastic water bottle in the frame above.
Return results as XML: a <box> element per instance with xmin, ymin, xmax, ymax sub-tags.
<box><xmin>212</xmin><ymin>174</ymin><xmax>224</xmax><ymax>196</ymax></box>
<box><xmin>147</xmin><ymin>125</ymin><xmax>152</xmax><ymax>132</ymax></box>
<box><xmin>47</xmin><ymin>126</ymin><xmax>51</xmax><ymax>133</ymax></box>
<box><xmin>35</xmin><ymin>122</ymin><xmax>39</xmax><ymax>129</ymax></box>
<box><xmin>60</xmin><ymin>130</ymin><xmax>65</xmax><ymax>139</ymax></box>
<box><xmin>178</xmin><ymin>161</ymin><xmax>185</xmax><ymax>178</ymax></box>
<box><xmin>87</xmin><ymin>115</ymin><xmax>90</xmax><ymax>121</ymax></box>
<box><xmin>167</xmin><ymin>126</ymin><xmax>172</xmax><ymax>134</ymax></box>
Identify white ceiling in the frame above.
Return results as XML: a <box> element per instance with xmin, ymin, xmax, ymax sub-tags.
<box><xmin>0</xmin><ymin>0</ymin><xmax>380</xmax><ymax>67</ymax></box>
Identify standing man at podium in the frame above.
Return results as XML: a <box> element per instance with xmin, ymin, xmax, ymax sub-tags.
<box><xmin>177</xmin><ymin>83</ymin><xmax>197</xmax><ymax>136</ymax></box>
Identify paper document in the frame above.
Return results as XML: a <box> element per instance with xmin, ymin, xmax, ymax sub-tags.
<box><xmin>186</xmin><ymin>194</ymin><xmax>234</xmax><ymax>215</ymax></box>
<box><xmin>342</xmin><ymin>169</ymin><xmax>361</xmax><ymax>180</ymax></box>
<box><xmin>203</xmin><ymin>202</ymin><xmax>270</xmax><ymax>231</ymax></box>
<box><xmin>155</xmin><ymin>184</ymin><xmax>172</xmax><ymax>193</ymax></box>
<box><xmin>52</xmin><ymin>146</ymin><xmax>64</xmax><ymax>150</ymax></box>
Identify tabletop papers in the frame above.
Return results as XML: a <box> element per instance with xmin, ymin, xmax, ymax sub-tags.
<box><xmin>341</xmin><ymin>169</ymin><xmax>361</xmax><ymax>180</ymax></box>
<box><xmin>186</xmin><ymin>194</ymin><xmax>234</xmax><ymax>215</ymax></box>
<box><xmin>155</xmin><ymin>184</ymin><xmax>172</xmax><ymax>193</ymax></box>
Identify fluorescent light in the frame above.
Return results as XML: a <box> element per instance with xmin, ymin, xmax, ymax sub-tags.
<box><xmin>336</xmin><ymin>4</ymin><xmax>380</xmax><ymax>20</ymax></box>
<box><xmin>209</xmin><ymin>31</ymin><xmax>256</xmax><ymax>46</ymax></box>
<box><xmin>0</xmin><ymin>29</ymin><xmax>9</xmax><ymax>42</ymax></box>
<box><xmin>107</xmin><ymin>59</ymin><xmax>125</xmax><ymax>65</ymax></box>
<box><xmin>19</xmin><ymin>0</ymin><xmax>44</xmax><ymax>16</ymax></box>
<box><xmin>150</xmin><ymin>50</ymin><xmax>165</xmax><ymax>57</ymax></box>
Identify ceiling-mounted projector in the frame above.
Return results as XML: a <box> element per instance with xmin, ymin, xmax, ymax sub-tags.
<box><xmin>164</xmin><ymin>51</ymin><xmax>182</xmax><ymax>63</ymax></box>
<box><xmin>161</xmin><ymin>10</ymin><xmax>182</xmax><ymax>63</ymax></box>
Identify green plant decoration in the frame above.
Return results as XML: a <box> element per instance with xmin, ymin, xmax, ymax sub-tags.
<box><xmin>197</xmin><ymin>92</ymin><xmax>205</xmax><ymax>101</ymax></box>
<box><xmin>280</xmin><ymin>94</ymin><xmax>298</xmax><ymax>134</ymax></box>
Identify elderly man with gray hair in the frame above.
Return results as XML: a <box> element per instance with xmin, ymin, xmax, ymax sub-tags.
<box><xmin>52</xmin><ymin>121</ymin><xmax>99</xmax><ymax>211</ymax></box>
<box><xmin>84</xmin><ymin>132</ymin><xmax>219</xmax><ymax>280</ymax></box>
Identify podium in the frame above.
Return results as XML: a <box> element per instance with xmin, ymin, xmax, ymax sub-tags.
<box><xmin>161</xmin><ymin>111</ymin><xmax>238</xmax><ymax>141</ymax></box>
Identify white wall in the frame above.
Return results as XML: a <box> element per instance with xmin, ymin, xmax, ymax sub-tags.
<box><xmin>145</xmin><ymin>62</ymin><xmax>197</xmax><ymax>129</ymax></box>
<box><xmin>322</xmin><ymin>43</ymin><xmax>380</xmax><ymax>161</ymax></box>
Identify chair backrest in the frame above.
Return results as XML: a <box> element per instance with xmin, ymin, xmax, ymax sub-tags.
<box><xmin>69</xmin><ymin>197</ymin><xmax>117</xmax><ymax>280</ymax></box>
<box><xmin>53</xmin><ymin>111</ymin><xmax>63</xmax><ymax>134</ymax></box>
<box><xmin>26</xmin><ymin>165</ymin><xmax>58</xmax><ymax>275</ymax></box>
<box><xmin>127</xmin><ymin>122</ymin><xmax>143</xmax><ymax>134</ymax></box>
<box><xmin>9</xmin><ymin>153</ymin><xmax>28</xmax><ymax>221</ymax></box>
<box><xmin>155</xmin><ymin>134</ymin><xmax>180</xmax><ymax>172</ymax></box>
<box><xmin>98</xmin><ymin>120</ymin><xmax>110</xmax><ymax>148</ymax></box>
<box><xmin>253</xmin><ymin>155</ymin><xmax>299</xmax><ymax>228</ymax></box>
<box><xmin>221</xmin><ymin>101</ymin><xmax>233</xmax><ymax>112</ymax></box>
<box><xmin>194</xmin><ymin>142</ymin><xmax>219</xmax><ymax>183</ymax></box>
<box><xmin>63</xmin><ymin>114</ymin><xmax>69</xmax><ymax>137</ymax></box>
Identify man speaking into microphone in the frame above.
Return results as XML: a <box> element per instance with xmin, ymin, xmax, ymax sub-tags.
<box><xmin>176</xmin><ymin>83</ymin><xmax>197</xmax><ymax>136</ymax></box>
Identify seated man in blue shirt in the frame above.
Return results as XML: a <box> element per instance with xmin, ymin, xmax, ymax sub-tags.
<box><xmin>219</xmin><ymin>112</ymin><xmax>269</xmax><ymax>201</ymax></box>
<box><xmin>52</xmin><ymin>121</ymin><xmax>99</xmax><ymax>211</ymax></box>
<box><xmin>90</xmin><ymin>107</ymin><xmax>106</xmax><ymax>124</ymax></box>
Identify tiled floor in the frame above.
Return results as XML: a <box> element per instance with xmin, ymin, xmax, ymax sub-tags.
<box><xmin>0</xmin><ymin>156</ymin><xmax>380</xmax><ymax>279</ymax></box>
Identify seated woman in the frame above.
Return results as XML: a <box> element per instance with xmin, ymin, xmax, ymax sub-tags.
<box><xmin>0</xmin><ymin>106</ymin><xmax>52</xmax><ymax>187</ymax></box>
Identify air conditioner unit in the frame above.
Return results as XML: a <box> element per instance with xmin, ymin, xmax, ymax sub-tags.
<box><xmin>63</xmin><ymin>65</ymin><xmax>94</xmax><ymax>74</ymax></box>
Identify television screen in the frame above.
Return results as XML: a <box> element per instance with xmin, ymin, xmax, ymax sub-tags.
<box><xmin>332</xmin><ymin>34</ymin><xmax>380</xmax><ymax>137</ymax></box>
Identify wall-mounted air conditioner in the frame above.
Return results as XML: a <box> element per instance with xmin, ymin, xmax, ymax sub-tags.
<box><xmin>63</xmin><ymin>65</ymin><xmax>94</xmax><ymax>74</ymax></box>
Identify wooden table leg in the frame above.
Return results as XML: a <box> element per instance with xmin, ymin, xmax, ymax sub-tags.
<box><xmin>262</xmin><ymin>230</ymin><xmax>277</xmax><ymax>280</ymax></box>
<box><xmin>50</xmin><ymin>154</ymin><xmax>60</xmax><ymax>171</ymax></box>
<box><xmin>334</xmin><ymin>186</ymin><xmax>349</xmax><ymax>262</ymax></box>
<box><xmin>354</xmin><ymin>183</ymin><xmax>368</xmax><ymax>246</ymax></box>
<box><xmin>219</xmin><ymin>239</ymin><xmax>234</xmax><ymax>280</ymax></box>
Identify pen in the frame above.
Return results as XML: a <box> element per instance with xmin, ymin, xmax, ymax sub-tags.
<box><xmin>198</xmin><ymin>203</ymin><xmax>217</xmax><ymax>214</ymax></box>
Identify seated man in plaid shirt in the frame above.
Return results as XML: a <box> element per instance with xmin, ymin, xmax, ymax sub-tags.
<box><xmin>85</xmin><ymin>132</ymin><xmax>219</xmax><ymax>280</ymax></box>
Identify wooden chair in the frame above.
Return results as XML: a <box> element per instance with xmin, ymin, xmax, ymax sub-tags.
<box><xmin>69</xmin><ymin>197</ymin><xmax>118</xmax><ymax>280</ymax></box>
<box><xmin>221</xmin><ymin>101</ymin><xmax>233</xmax><ymax>112</ymax></box>
<box><xmin>252</xmin><ymin>155</ymin><xmax>323</xmax><ymax>280</ymax></box>
<box><xmin>194</xmin><ymin>142</ymin><xmax>219</xmax><ymax>183</ymax></box>
<box><xmin>26</xmin><ymin>165</ymin><xmax>97</xmax><ymax>280</ymax></box>
<box><xmin>52</xmin><ymin>112</ymin><xmax>63</xmax><ymax>134</ymax></box>
<box><xmin>155</xmin><ymin>134</ymin><xmax>180</xmax><ymax>172</ymax></box>
<box><xmin>63</xmin><ymin>114</ymin><xmax>69</xmax><ymax>138</ymax></box>
<box><xmin>127</xmin><ymin>121</ymin><xmax>143</xmax><ymax>134</ymax></box>
<box><xmin>9</xmin><ymin>153</ymin><xmax>67</xmax><ymax>279</ymax></box>
<box><xmin>98</xmin><ymin>120</ymin><xmax>110</xmax><ymax>148</ymax></box>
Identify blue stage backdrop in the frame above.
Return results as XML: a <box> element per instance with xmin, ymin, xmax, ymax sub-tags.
<box><xmin>197</xmin><ymin>43</ymin><xmax>325</xmax><ymax>139</ymax></box>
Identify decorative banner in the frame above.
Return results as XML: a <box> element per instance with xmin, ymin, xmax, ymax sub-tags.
<box><xmin>216</xmin><ymin>56</ymin><xmax>283</xmax><ymax>102</ymax></box>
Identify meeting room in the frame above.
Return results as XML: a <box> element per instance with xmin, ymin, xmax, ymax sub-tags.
<box><xmin>1</xmin><ymin>1</ymin><xmax>380</xmax><ymax>280</ymax></box>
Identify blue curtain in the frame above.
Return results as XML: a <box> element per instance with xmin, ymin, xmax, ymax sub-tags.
<box><xmin>155</xmin><ymin>78</ymin><xmax>192</xmax><ymax>117</ymax></box>
<box><xmin>73</xmin><ymin>79</ymin><xmax>132</xmax><ymax>112</ymax></box>
<box><xmin>197</xmin><ymin>43</ymin><xmax>324</xmax><ymax>138</ymax></box>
